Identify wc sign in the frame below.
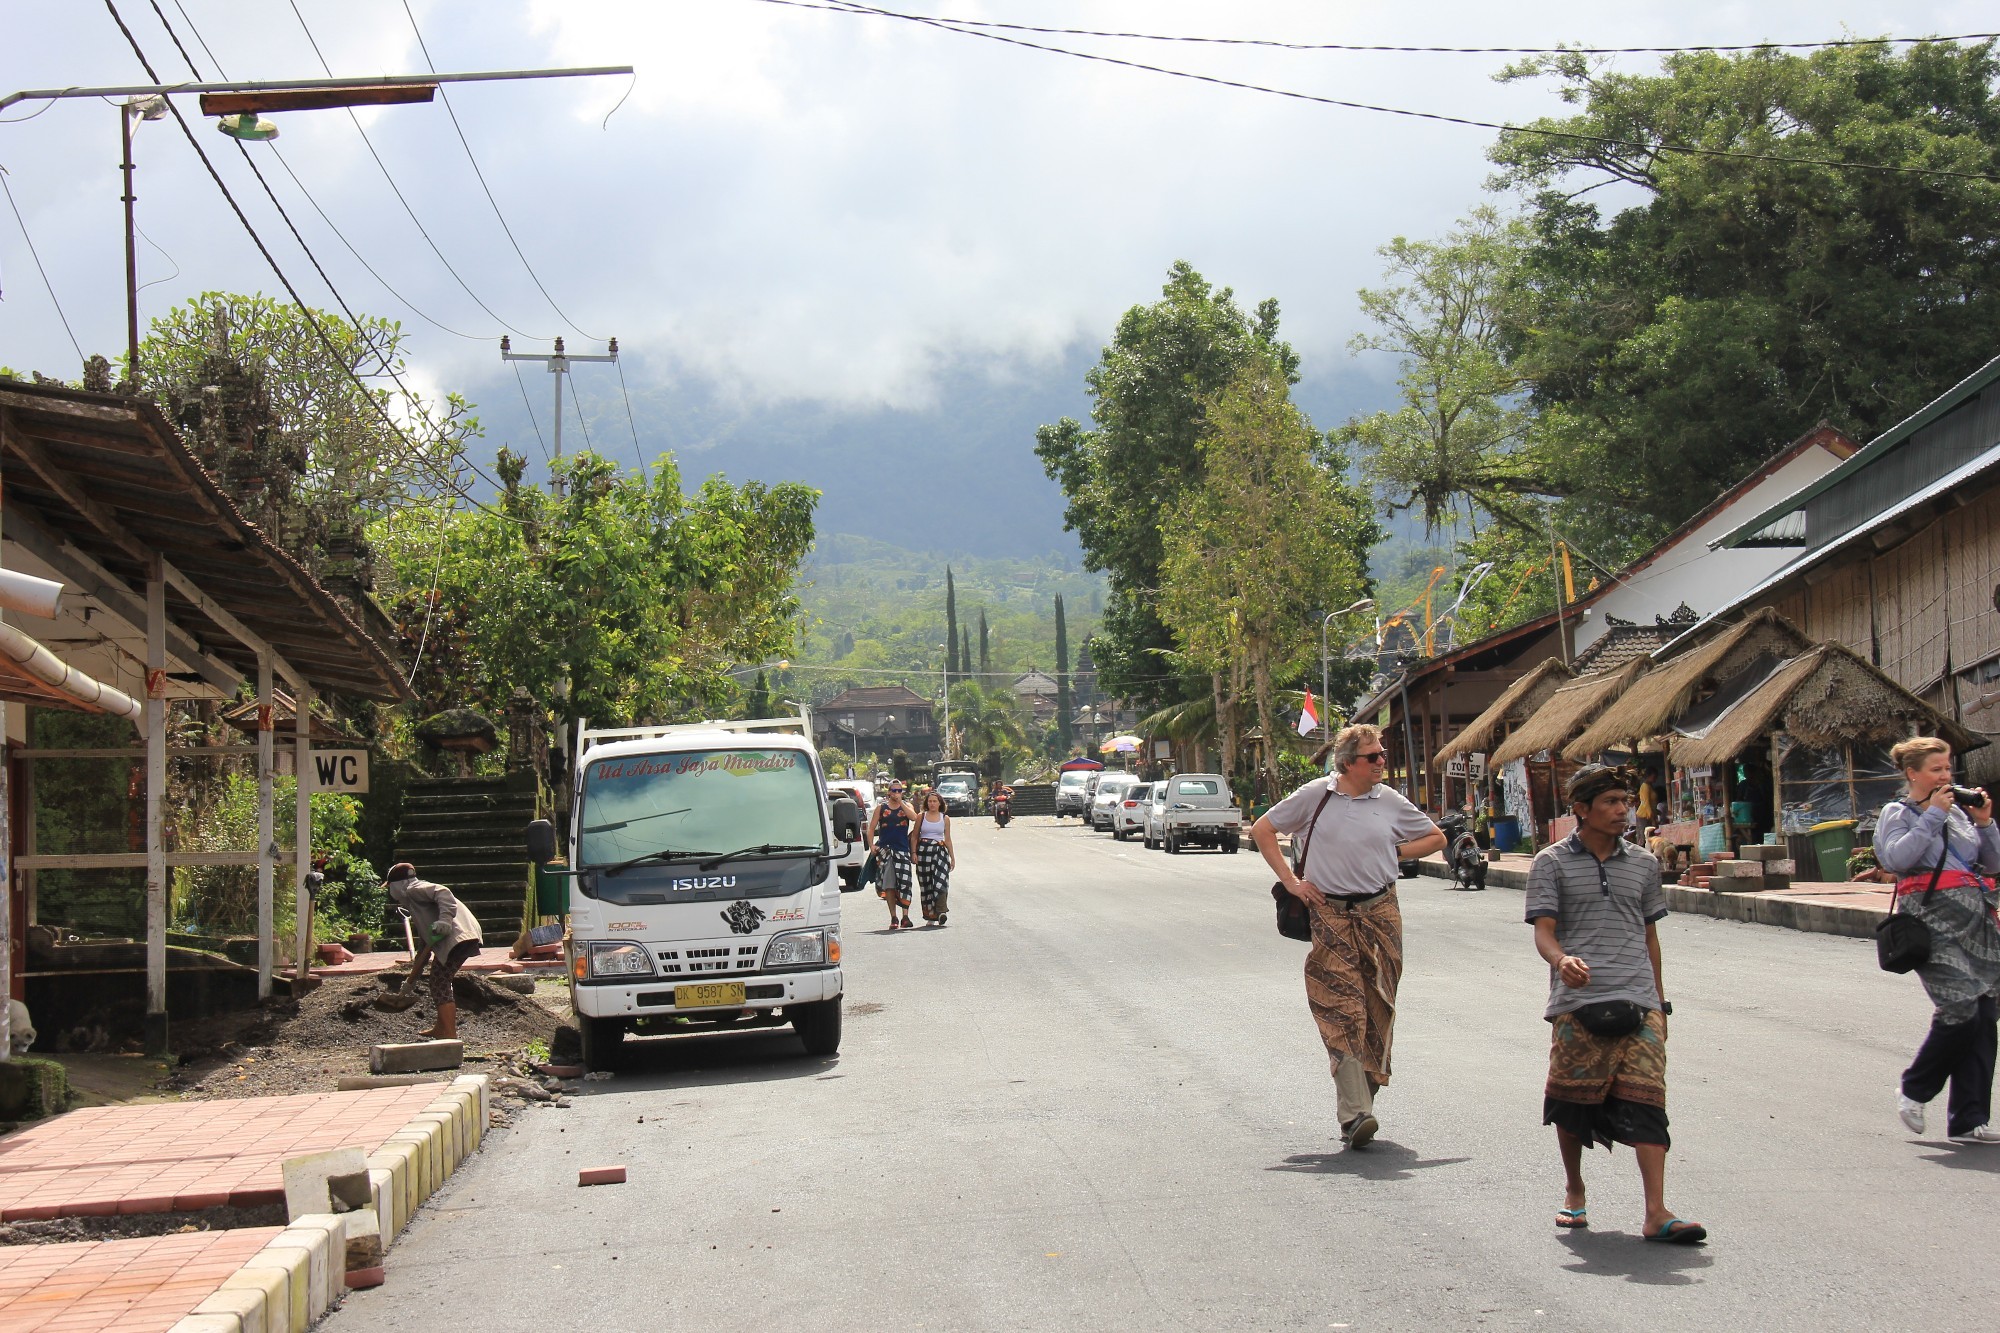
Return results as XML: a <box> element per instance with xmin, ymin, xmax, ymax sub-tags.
<box><xmin>305</xmin><ymin>749</ymin><xmax>370</xmax><ymax>793</ymax></box>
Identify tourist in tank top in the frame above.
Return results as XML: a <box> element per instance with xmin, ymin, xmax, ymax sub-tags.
<box><xmin>913</xmin><ymin>789</ymin><xmax>957</xmax><ymax>926</ymax></box>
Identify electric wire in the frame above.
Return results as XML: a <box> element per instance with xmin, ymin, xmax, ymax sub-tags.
<box><xmin>132</xmin><ymin>221</ymin><xmax>180</xmax><ymax>293</ymax></box>
<box><xmin>782</xmin><ymin>0</ymin><xmax>2000</xmax><ymax>183</ymax></box>
<box><xmin>758</xmin><ymin>2</ymin><xmax>1999</xmax><ymax>57</ymax></box>
<box><xmin>615</xmin><ymin>353</ymin><xmax>646</xmax><ymax>479</ymax></box>
<box><xmin>403</xmin><ymin>500</ymin><xmax>454</xmax><ymax>690</ymax></box>
<box><xmin>399</xmin><ymin>0</ymin><xmax>607</xmax><ymax>341</ymax></box>
<box><xmin>513</xmin><ymin>359</ymin><xmax>550</xmax><ymax>464</ymax></box>
<box><xmin>0</xmin><ymin>166</ymin><xmax>86</xmax><ymax>363</ymax></box>
<box><xmin>104</xmin><ymin>0</ymin><xmax>515</xmax><ymax>521</ymax></box>
<box><xmin>283</xmin><ymin>0</ymin><xmax>555</xmax><ymax>338</ymax></box>
<box><xmin>0</xmin><ymin>95</ymin><xmax>75</xmax><ymax>125</ymax></box>
<box><xmin>569</xmin><ymin>372</ymin><xmax>595</xmax><ymax>452</ymax></box>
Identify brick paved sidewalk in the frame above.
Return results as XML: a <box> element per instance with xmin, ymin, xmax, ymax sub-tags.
<box><xmin>0</xmin><ymin>1227</ymin><xmax>282</xmax><ymax>1332</ymax></box>
<box><xmin>0</xmin><ymin>1085</ymin><xmax>439</xmax><ymax>1221</ymax></box>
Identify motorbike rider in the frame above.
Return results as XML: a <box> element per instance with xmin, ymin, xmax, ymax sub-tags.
<box><xmin>993</xmin><ymin>782</ymin><xmax>1016</xmax><ymax>825</ymax></box>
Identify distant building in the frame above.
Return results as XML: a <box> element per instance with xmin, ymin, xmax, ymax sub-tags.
<box><xmin>815</xmin><ymin>685</ymin><xmax>939</xmax><ymax>758</ymax></box>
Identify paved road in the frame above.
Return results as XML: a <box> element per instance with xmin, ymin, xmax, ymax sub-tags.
<box><xmin>332</xmin><ymin>816</ymin><xmax>2000</xmax><ymax>1331</ymax></box>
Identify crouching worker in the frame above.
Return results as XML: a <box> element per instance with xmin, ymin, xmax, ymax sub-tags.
<box><xmin>385</xmin><ymin>862</ymin><xmax>484</xmax><ymax>1040</ymax></box>
<box><xmin>1527</xmin><ymin>765</ymin><xmax>1706</xmax><ymax>1245</ymax></box>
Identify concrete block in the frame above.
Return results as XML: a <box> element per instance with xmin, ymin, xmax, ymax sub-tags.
<box><xmin>1712</xmin><ymin>859</ymin><xmax>1762</xmax><ymax>878</ymax></box>
<box><xmin>1763</xmin><ymin>860</ymin><xmax>1797</xmax><ymax>878</ymax></box>
<box><xmin>452</xmin><ymin>1074</ymin><xmax>492</xmax><ymax>1128</ymax></box>
<box><xmin>367</xmin><ymin>1165</ymin><xmax>400</xmax><ymax>1239</ymax></box>
<box><xmin>579</xmin><ymin>1165</ymin><xmax>627</xmax><ymax>1186</ymax></box>
<box><xmin>366</xmin><ymin>1145</ymin><xmax>416</xmax><ymax>1225</ymax></box>
<box><xmin>383</xmin><ymin>1131</ymin><xmax>436</xmax><ymax>1199</ymax></box>
<box><xmin>1738</xmin><ymin>844</ymin><xmax>1790</xmax><ymax>862</ymax></box>
<box><xmin>341</xmin><ymin>1207</ymin><xmax>384</xmax><ymax>1271</ymax></box>
<box><xmin>282</xmin><ymin>1146</ymin><xmax>370</xmax><ymax>1223</ymax></box>
<box><xmin>369</xmin><ymin>1040</ymin><xmax>463</xmax><ymax>1075</ymax></box>
<box><xmin>193</xmin><ymin>1289</ymin><xmax>265</xmax><ymax>1333</ymax></box>
<box><xmin>168</xmin><ymin>1317</ymin><xmax>241</xmax><ymax>1333</ymax></box>
<box><xmin>345</xmin><ymin>1266</ymin><xmax>386</xmax><ymax>1290</ymax></box>
<box><xmin>1710</xmin><ymin>874</ymin><xmax>1766</xmax><ymax>894</ymax></box>
<box><xmin>426</xmin><ymin>1094</ymin><xmax>474</xmax><ymax>1155</ymax></box>
<box><xmin>219</xmin><ymin>1265</ymin><xmax>288</xmax><ymax>1333</ymax></box>
<box><xmin>239</xmin><ymin>1248</ymin><xmax>308</xmax><ymax>1332</ymax></box>
<box><xmin>273</xmin><ymin>1221</ymin><xmax>337</xmax><ymax>1318</ymax></box>
<box><xmin>411</xmin><ymin>1111</ymin><xmax>459</xmax><ymax>1171</ymax></box>
<box><xmin>335</xmin><ymin>1074</ymin><xmax>446</xmax><ymax>1091</ymax></box>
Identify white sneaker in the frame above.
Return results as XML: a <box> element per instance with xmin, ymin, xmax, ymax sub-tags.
<box><xmin>1950</xmin><ymin>1123</ymin><xmax>2000</xmax><ymax>1144</ymax></box>
<box><xmin>1899</xmin><ymin>1093</ymin><xmax>1926</xmax><ymax>1135</ymax></box>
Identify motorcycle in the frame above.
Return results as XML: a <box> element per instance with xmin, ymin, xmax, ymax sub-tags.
<box><xmin>1438</xmin><ymin>810</ymin><xmax>1487</xmax><ymax>891</ymax></box>
<box><xmin>993</xmin><ymin>793</ymin><xmax>1013</xmax><ymax>828</ymax></box>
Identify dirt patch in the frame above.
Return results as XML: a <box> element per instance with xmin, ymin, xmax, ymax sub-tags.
<box><xmin>163</xmin><ymin>971</ymin><xmax>565</xmax><ymax>1101</ymax></box>
<box><xmin>0</xmin><ymin>1201</ymin><xmax>288</xmax><ymax>1246</ymax></box>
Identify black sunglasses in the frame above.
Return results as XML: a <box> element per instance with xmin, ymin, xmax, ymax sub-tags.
<box><xmin>1357</xmin><ymin>751</ymin><xmax>1389</xmax><ymax>763</ymax></box>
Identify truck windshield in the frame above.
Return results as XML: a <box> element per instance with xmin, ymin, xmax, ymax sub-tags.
<box><xmin>937</xmin><ymin>777</ymin><xmax>974</xmax><ymax>793</ymax></box>
<box><xmin>579</xmin><ymin>748</ymin><xmax>823</xmax><ymax>869</ymax></box>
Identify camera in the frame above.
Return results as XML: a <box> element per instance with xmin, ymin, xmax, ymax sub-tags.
<box><xmin>1952</xmin><ymin>785</ymin><xmax>1989</xmax><ymax>810</ymax></box>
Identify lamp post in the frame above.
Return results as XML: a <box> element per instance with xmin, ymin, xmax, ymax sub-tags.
<box><xmin>1320</xmin><ymin>598</ymin><xmax>1375</xmax><ymax>742</ymax></box>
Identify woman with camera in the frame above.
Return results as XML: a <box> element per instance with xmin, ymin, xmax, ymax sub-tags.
<box><xmin>1876</xmin><ymin>736</ymin><xmax>2000</xmax><ymax>1143</ymax></box>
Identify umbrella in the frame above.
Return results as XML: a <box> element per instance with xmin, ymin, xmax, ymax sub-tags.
<box><xmin>1099</xmin><ymin>734</ymin><xmax>1142</xmax><ymax>754</ymax></box>
<box><xmin>1058</xmin><ymin>757</ymin><xmax>1104</xmax><ymax>771</ymax></box>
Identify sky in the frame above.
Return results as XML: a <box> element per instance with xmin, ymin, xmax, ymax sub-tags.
<box><xmin>1</xmin><ymin>1</ymin><xmax>1990</xmax><ymax>555</ymax></box>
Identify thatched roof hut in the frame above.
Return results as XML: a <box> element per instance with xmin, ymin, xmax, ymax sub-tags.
<box><xmin>1435</xmin><ymin>657</ymin><xmax>1574</xmax><ymax>765</ymax></box>
<box><xmin>1664</xmin><ymin>643</ymin><xmax>1982</xmax><ymax>768</ymax></box>
<box><xmin>1490</xmin><ymin>658</ymin><xmax>1649</xmax><ymax>767</ymax></box>
<box><xmin>1565</xmin><ymin>608</ymin><xmax>1812</xmax><ymax>761</ymax></box>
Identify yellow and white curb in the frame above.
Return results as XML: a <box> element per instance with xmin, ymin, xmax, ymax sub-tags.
<box><xmin>170</xmin><ymin>1074</ymin><xmax>490</xmax><ymax>1333</ymax></box>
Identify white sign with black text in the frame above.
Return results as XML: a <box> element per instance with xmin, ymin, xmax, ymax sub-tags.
<box><xmin>303</xmin><ymin>749</ymin><xmax>370</xmax><ymax>794</ymax></box>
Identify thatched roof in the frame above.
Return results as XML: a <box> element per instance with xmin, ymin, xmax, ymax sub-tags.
<box><xmin>1564</xmin><ymin>608</ymin><xmax>1813</xmax><ymax>761</ymax></box>
<box><xmin>1667</xmin><ymin>644</ymin><xmax>1983</xmax><ymax>767</ymax></box>
<box><xmin>1435</xmin><ymin>657</ymin><xmax>1574</xmax><ymax>764</ymax></box>
<box><xmin>1490</xmin><ymin>658</ymin><xmax>1650</xmax><ymax>767</ymax></box>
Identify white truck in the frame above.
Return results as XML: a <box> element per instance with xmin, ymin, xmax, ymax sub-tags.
<box><xmin>1154</xmin><ymin>773</ymin><xmax>1243</xmax><ymax>854</ymax></box>
<box><xmin>526</xmin><ymin>711</ymin><xmax>866</xmax><ymax>1070</ymax></box>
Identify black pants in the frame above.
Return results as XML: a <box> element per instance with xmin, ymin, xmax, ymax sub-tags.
<box><xmin>1904</xmin><ymin>994</ymin><xmax>1999</xmax><ymax>1137</ymax></box>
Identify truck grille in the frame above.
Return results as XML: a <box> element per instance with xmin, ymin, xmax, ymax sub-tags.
<box><xmin>655</xmin><ymin>940</ymin><xmax>762</xmax><ymax>976</ymax></box>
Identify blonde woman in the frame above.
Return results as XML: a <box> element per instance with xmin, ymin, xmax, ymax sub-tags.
<box><xmin>914</xmin><ymin>788</ymin><xmax>957</xmax><ymax>926</ymax></box>
<box><xmin>1876</xmin><ymin>736</ymin><xmax>2000</xmax><ymax>1143</ymax></box>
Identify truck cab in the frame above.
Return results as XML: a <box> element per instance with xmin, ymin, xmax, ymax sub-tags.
<box><xmin>527</xmin><ymin>712</ymin><xmax>865</xmax><ymax>1070</ymax></box>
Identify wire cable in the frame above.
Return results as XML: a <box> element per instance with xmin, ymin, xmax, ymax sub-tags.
<box><xmin>758</xmin><ymin>1</ymin><xmax>1999</xmax><ymax>58</ymax></box>
<box><xmin>284</xmin><ymin>0</ymin><xmax>555</xmax><ymax>338</ymax></box>
<box><xmin>0</xmin><ymin>166</ymin><xmax>86</xmax><ymax>363</ymax></box>
<box><xmin>615</xmin><ymin>353</ymin><xmax>646</xmax><ymax>479</ymax></box>
<box><xmin>780</xmin><ymin>0</ymin><xmax>2000</xmax><ymax>183</ymax></box>
<box><xmin>132</xmin><ymin>221</ymin><xmax>180</xmax><ymax>293</ymax></box>
<box><xmin>403</xmin><ymin>500</ymin><xmax>454</xmax><ymax>690</ymax></box>
<box><xmin>569</xmin><ymin>372</ymin><xmax>595</xmax><ymax>452</ymax></box>
<box><xmin>400</xmin><ymin>0</ymin><xmax>607</xmax><ymax>341</ymax></box>
<box><xmin>513</xmin><ymin>359</ymin><xmax>550</xmax><ymax>464</ymax></box>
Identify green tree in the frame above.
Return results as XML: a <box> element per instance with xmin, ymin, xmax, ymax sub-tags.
<box><xmin>1036</xmin><ymin>261</ymin><xmax>1300</xmax><ymax>711</ymax></box>
<box><xmin>945</xmin><ymin>567</ymin><xmax>960</xmax><ymax>680</ymax></box>
<box><xmin>1491</xmin><ymin>40</ymin><xmax>2000</xmax><ymax>532</ymax></box>
<box><xmin>977</xmin><ymin>608</ymin><xmax>990</xmax><ymax>678</ymax></box>
<box><xmin>1053</xmin><ymin>593</ymin><xmax>1073</xmax><ymax>755</ymax></box>
<box><xmin>747</xmin><ymin>669</ymin><xmax>772</xmax><ymax>719</ymax></box>
<box><xmin>1160</xmin><ymin>363</ymin><xmax>1377</xmax><ymax>797</ymax></box>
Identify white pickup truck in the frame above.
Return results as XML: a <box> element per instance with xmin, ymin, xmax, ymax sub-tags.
<box><xmin>1154</xmin><ymin>773</ymin><xmax>1243</xmax><ymax>854</ymax></box>
<box><xmin>527</xmin><ymin>711</ymin><xmax>866</xmax><ymax>1070</ymax></box>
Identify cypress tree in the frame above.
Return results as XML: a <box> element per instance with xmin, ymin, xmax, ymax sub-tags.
<box><xmin>978</xmin><ymin>609</ymin><xmax>990</xmax><ymax>677</ymax></box>
<box><xmin>962</xmin><ymin>627</ymin><xmax>973</xmax><ymax>684</ymax></box>
<box><xmin>945</xmin><ymin>567</ymin><xmax>959</xmax><ymax>680</ymax></box>
<box><xmin>748</xmin><ymin>669</ymin><xmax>770</xmax><ymax>718</ymax></box>
<box><xmin>1054</xmin><ymin>594</ymin><xmax>1073</xmax><ymax>753</ymax></box>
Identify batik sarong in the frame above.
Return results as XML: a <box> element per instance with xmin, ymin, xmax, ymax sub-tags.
<box><xmin>875</xmin><ymin>848</ymin><xmax>913</xmax><ymax>909</ymax></box>
<box><xmin>915</xmin><ymin>840</ymin><xmax>951</xmax><ymax>921</ymax></box>
<box><xmin>1304</xmin><ymin>889</ymin><xmax>1402</xmax><ymax>1086</ymax></box>
<box><xmin>1544</xmin><ymin>1008</ymin><xmax>1670</xmax><ymax>1149</ymax></box>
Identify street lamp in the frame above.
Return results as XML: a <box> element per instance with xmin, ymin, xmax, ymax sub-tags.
<box><xmin>1319</xmin><ymin>598</ymin><xmax>1375</xmax><ymax>741</ymax></box>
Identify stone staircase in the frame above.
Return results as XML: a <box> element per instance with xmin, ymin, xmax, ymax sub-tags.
<box><xmin>392</xmin><ymin>775</ymin><xmax>540</xmax><ymax>946</ymax></box>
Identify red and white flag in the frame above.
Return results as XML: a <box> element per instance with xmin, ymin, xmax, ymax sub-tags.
<box><xmin>1297</xmin><ymin>690</ymin><xmax>1321</xmax><ymax>737</ymax></box>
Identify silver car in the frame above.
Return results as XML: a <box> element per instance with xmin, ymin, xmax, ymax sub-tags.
<box><xmin>1088</xmin><ymin>773</ymin><xmax>1142</xmax><ymax>830</ymax></box>
<box><xmin>1142</xmin><ymin>782</ymin><xmax>1171</xmax><ymax>849</ymax></box>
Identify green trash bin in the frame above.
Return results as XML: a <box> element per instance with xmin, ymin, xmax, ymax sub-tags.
<box><xmin>533</xmin><ymin>860</ymin><xmax>569</xmax><ymax>916</ymax></box>
<box><xmin>1806</xmin><ymin>819</ymin><xmax>1859</xmax><ymax>881</ymax></box>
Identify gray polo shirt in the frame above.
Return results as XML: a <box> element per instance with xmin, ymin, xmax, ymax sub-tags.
<box><xmin>1264</xmin><ymin>777</ymin><xmax>1439</xmax><ymax>897</ymax></box>
<box><xmin>1525</xmin><ymin>833</ymin><xmax>1666</xmax><ymax>1019</ymax></box>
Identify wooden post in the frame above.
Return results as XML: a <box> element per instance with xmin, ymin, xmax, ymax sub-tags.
<box><xmin>144</xmin><ymin>565</ymin><xmax>168</xmax><ymax>1056</ymax></box>
<box><xmin>294</xmin><ymin>683</ymin><xmax>313</xmax><ymax>978</ymax></box>
<box><xmin>256</xmin><ymin>652</ymin><xmax>274</xmax><ymax>999</ymax></box>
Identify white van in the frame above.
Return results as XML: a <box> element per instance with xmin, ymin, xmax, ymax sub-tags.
<box><xmin>527</xmin><ymin>712</ymin><xmax>866</xmax><ymax>1070</ymax></box>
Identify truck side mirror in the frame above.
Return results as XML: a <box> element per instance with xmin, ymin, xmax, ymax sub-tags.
<box><xmin>830</xmin><ymin>796</ymin><xmax>863</xmax><ymax>844</ymax></box>
<box><xmin>526</xmin><ymin>819</ymin><xmax>558</xmax><ymax>864</ymax></box>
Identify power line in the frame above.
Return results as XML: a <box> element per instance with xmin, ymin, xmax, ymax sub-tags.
<box><xmin>0</xmin><ymin>166</ymin><xmax>86</xmax><ymax>363</ymax></box>
<box><xmin>400</xmin><ymin>0</ymin><xmax>607</xmax><ymax>342</ymax></box>
<box><xmin>404</xmin><ymin>499</ymin><xmax>455</xmax><ymax>691</ymax></box>
<box><xmin>759</xmin><ymin>2</ymin><xmax>1999</xmax><ymax>57</ymax></box>
<box><xmin>283</xmin><ymin>0</ymin><xmax>555</xmax><ymax>339</ymax></box>
<box><xmin>513</xmin><ymin>360</ymin><xmax>551</xmax><ymax>464</ymax></box>
<box><xmin>615</xmin><ymin>354</ymin><xmax>646</xmax><ymax>480</ymax></box>
<box><xmin>774</xmin><ymin>0</ymin><xmax>2000</xmax><ymax>184</ymax></box>
<box><xmin>569</xmin><ymin>371</ymin><xmax>595</xmax><ymax>453</ymax></box>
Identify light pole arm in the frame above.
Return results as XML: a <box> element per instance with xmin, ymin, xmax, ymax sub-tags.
<box><xmin>2</xmin><ymin>67</ymin><xmax>634</xmax><ymax>114</ymax></box>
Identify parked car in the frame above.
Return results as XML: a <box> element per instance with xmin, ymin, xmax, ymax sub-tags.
<box><xmin>1054</xmin><ymin>769</ymin><xmax>1095</xmax><ymax>819</ymax></box>
<box><xmin>828</xmin><ymin>779</ymin><xmax>875</xmax><ymax>888</ymax></box>
<box><xmin>1111</xmin><ymin>781</ymin><xmax>1156</xmax><ymax>840</ymax></box>
<box><xmin>933</xmin><ymin>766</ymin><xmax>980</xmax><ymax>816</ymax></box>
<box><xmin>1142</xmin><ymin>782</ymin><xmax>1171</xmax><ymax>849</ymax></box>
<box><xmin>1155</xmin><ymin>773</ymin><xmax>1242</xmax><ymax>853</ymax></box>
<box><xmin>1088</xmin><ymin>773</ymin><xmax>1143</xmax><ymax>830</ymax></box>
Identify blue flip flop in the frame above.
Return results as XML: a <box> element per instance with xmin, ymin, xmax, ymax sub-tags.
<box><xmin>1644</xmin><ymin>1219</ymin><xmax>1707</xmax><ymax>1244</ymax></box>
<box><xmin>1555</xmin><ymin>1208</ymin><xmax>1588</xmax><ymax>1229</ymax></box>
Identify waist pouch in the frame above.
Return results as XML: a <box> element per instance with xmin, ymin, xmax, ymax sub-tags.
<box><xmin>1571</xmin><ymin>999</ymin><xmax>1647</xmax><ymax>1038</ymax></box>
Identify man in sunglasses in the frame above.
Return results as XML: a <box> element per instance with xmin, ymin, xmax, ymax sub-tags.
<box><xmin>1252</xmin><ymin>723</ymin><xmax>1444</xmax><ymax>1149</ymax></box>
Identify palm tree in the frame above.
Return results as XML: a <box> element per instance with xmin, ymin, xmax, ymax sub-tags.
<box><xmin>948</xmin><ymin>682</ymin><xmax>1029</xmax><ymax>777</ymax></box>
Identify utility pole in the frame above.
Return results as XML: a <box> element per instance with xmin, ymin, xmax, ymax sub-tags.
<box><xmin>500</xmin><ymin>336</ymin><xmax>619</xmax><ymax>479</ymax></box>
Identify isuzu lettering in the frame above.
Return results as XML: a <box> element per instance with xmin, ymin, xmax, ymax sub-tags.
<box><xmin>526</xmin><ymin>711</ymin><xmax>865</xmax><ymax>1070</ymax></box>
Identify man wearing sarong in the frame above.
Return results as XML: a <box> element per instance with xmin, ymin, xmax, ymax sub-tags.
<box><xmin>1528</xmin><ymin>765</ymin><xmax>1706</xmax><ymax>1244</ymax></box>
<box><xmin>1252</xmin><ymin>723</ymin><xmax>1443</xmax><ymax>1149</ymax></box>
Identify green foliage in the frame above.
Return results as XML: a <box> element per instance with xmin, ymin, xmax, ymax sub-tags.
<box><xmin>171</xmin><ymin>771</ymin><xmax>378</xmax><ymax>941</ymax></box>
<box><xmin>1036</xmin><ymin>261</ymin><xmax>1301</xmax><ymax>710</ymax></box>
<box><xmin>372</xmin><ymin>449</ymin><xmax>817</xmax><ymax>723</ymax></box>
<box><xmin>948</xmin><ymin>682</ymin><xmax>1029</xmax><ymax>761</ymax></box>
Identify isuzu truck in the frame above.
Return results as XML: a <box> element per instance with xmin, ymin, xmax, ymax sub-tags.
<box><xmin>526</xmin><ymin>711</ymin><xmax>865</xmax><ymax>1070</ymax></box>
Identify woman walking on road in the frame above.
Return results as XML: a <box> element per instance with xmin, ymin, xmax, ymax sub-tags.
<box><xmin>1877</xmin><ymin>736</ymin><xmax>2000</xmax><ymax>1143</ymax></box>
<box><xmin>914</xmin><ymin>789</ymin><xmax>957</xmax><ymax>926</ymax></box>
<box><xmin>870</xmin><ymin>781</ymin><xmax>917</xmax><ymax>930</ymax></box>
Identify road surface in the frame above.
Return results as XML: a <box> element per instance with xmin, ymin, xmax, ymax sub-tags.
<box><xmin>331</xmin><ymin>815</ymin><xmax>2000</xmax><ymax>1331</ymax></box>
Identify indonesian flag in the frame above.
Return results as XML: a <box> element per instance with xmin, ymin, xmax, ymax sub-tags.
<box><xmin>1297</xmin><ymin>690</ymin><xmax>1321</xmax><ymax>737</ymax></box>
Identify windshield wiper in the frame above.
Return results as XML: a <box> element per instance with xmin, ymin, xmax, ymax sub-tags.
<box><xmin>582</xmin><ymin>807</ymin><xmax>689</xmax><ymax>835</ymax></box>
<box><xmin>696</xmin><ymin>842</ymin><xmax>822</xmax><ymax>871</ymax></box>
<box><xmin>598</xmin><ymin>846</ymin><xmax>706</xmax><ymax>876</ymax></box>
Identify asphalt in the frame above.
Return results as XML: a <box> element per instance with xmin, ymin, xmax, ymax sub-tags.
<box><xmin>328</xmin><ymin>815</ymin><xmax>2000</xmax><ymax>1332</ymax></box>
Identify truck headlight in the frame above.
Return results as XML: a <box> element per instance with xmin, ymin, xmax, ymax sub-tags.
<box><xmin>588</xmin><ymin>942</ymin><xmax>655</xmax><ymax>978</ymax></box>
<box><xmin>764</xmin><ymin>927</ymin><xmax>828</xmax><ymax>969</ymax></box>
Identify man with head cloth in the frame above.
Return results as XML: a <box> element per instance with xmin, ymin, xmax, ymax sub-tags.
<box><xmin>1251</xmin><ymin>723</ymin><xmax>1445</xmax><ymax>1149</ymax></box>
<box><xmin>385</xmin><ymin>862</ymin><xmax>484</xmax><ymax>1040</ymax></box>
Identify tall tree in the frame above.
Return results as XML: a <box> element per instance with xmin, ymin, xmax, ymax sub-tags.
<box><xmin>1036</xmin><ymin>261</ymin><xmax>1300</xmax><ymax>711</ymax></box>
<box><xmin>977</xmin><ymin>608</ymin><xmax>990</xmax><ymax>678</ymax></box>
<box><xmin>747</xmin><ymin>669</ymin><xmax>771</xmax><ymax>719</ymax></box>
<box><xmin>1054</xmin><ymin>593</ymin><xmax>1074</xmax><ymax>754</ymax></box>
<box><xmin>945</xmin><ymin>567</ymin><xmax>960</xmax><ymax>680</ymax></box>
<box><xmin>962</xmin><ymin>628</ymin><xmax>974</xmax><ymax>687</ymax></box>
<box><xmin>1160</xmin><ymin>362</ymin><xmax>1377</xmax><ymax>797</ymax></box>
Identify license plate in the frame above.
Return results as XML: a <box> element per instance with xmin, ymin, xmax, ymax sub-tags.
<box><xmin>674</xmin><ymin>981</ymin><xmax>746</xmax><ymax>1009</ymax></box>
